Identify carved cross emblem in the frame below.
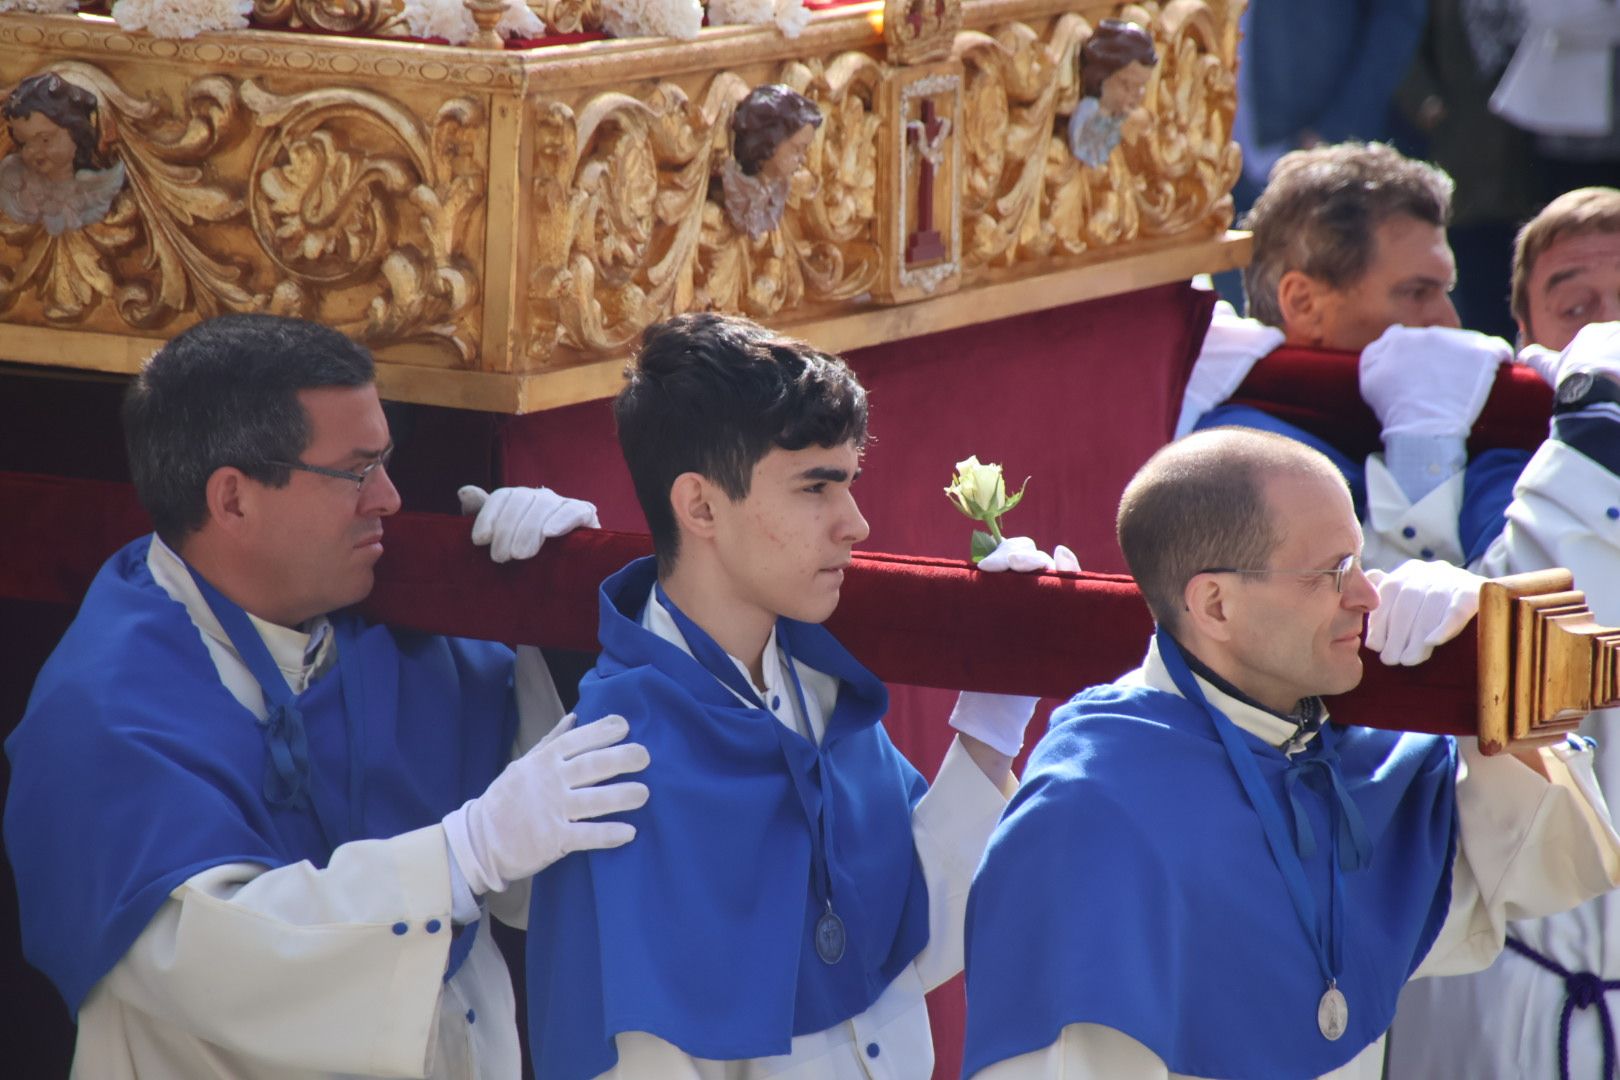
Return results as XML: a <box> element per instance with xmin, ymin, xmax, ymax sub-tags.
<box><xmin>905</xmin><ymin>98</ymin><xmax>951</xmax><ymax>264</ymax></box>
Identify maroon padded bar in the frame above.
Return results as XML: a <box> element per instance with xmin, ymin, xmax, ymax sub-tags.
<box><xmin>1</xmin><ymin>469</ymin><xmax>1476</xmax><ymax>736</ymax></box>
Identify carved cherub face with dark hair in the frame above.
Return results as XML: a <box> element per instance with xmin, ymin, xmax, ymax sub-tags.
<box><xmin>0</xmin><ymin>72</ymin><xmax>126</xmax><ymax>236</ymax></box>
<box><xmin>3</xmin><ymin>72</ymin><xmax>104</xmax><ymax>184</ymax></box>
<box><xmin>732</xmin><ymin>84</ymin><xmax>823</xmax><ymax>183</ymax></box>
<box><xmin>1080</xmin><ymin>19</ymin><xmax>1158</xmax><ymax>116</ymax></box>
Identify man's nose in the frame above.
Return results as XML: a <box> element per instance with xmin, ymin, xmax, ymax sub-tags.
<box><xmin>841</xmin><ymin>493</ymin><xmax>870</xmax><ymax>545</ymax></box>
<box><xmin>1343</xmin><ymin>563</ymin><xmax>1379</xmax><ymax>612</ymax></box>
<box><xmin>362</xmin><ymin>464</ymin><xmax>402</xmax><ymax>518</ymax></box>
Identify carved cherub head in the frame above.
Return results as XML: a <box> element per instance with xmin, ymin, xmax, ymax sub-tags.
<box><xmin>3</xmin><ymin>72</ymin><xmax>106</xmax><ymax>183</ymax></box>
<box><xmin>1080</xmin><ymin>19</ymin><xmax>1158</xmax><ymax>117</ymax></box>
<box><xmin>732</xmin><ymin>84</ymin><xmax>823</xmax><ymax>183</ymax></box>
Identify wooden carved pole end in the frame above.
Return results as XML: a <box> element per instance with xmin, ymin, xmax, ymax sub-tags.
<box><xmin>1478</xmin><ymin>569</ymin><xmax>1620</xmax><ymax>754</ymax></box>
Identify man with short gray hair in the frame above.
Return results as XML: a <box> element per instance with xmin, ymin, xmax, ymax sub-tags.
<box><xmin>961</xmin><ymin>427</ymin><xmax>1620</xmax><ymax>1079</ymax></box>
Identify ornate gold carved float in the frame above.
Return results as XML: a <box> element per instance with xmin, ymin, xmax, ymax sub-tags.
<box><xmin>0</xmin><ymin>0</ymin><xmax>1247</xmax><ymax>412</ymax></box>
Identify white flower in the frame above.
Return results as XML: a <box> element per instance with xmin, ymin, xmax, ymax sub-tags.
<box><xmin>599</xmin><ymin>0</ymin><xmax>702</xmax><ymax>39</ymax></box>
<box><xmin>708</xmin><ymin>0</ymin><xmax>808</xmax><ymax>37</ymax></box>
<box><xmin>0</xmin><ymin>1</ymin><xmax>79</xmax><ymax>14</ymax></box>
<box><xmin>112</xmin><ymin>0</ymin><xmax>251</xmax><ymax>37</ymax></box>
<box><xmin>400</xmin><ymin>0</ymin><xmax>544</xmax><ymax>43</ymax></box>
<box><xmin>945</xmin><ymin>455</ymin><xmax>1026</xmax><ymax>523</ymax></box>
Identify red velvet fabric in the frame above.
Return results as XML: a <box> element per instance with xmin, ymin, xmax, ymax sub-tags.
<box><xmin>495</xmin><ymin>283</ymin><xmax>1215</xmax><ymax>574</ymax></box>
<box><xmin>1229</xmin><ymin>344</ymin><xmax>1554</xmax><ymax>461</ymax></box>
<box><xmin>0</xmin><ymin>469</ymin><xmax>1479</xmax><ymax>730</ymax></box>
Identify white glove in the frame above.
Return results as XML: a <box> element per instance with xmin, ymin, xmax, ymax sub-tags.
<box><xmin>1364</xmin><ymin>560</ymin><xmax>1484</xmax><ymax>666</ymax></box>
<box><xmin>1519</xmin><ymin>321</ymin><xmax>1620</xmax><ymax>390</ymax></box>
<box><xmin>1175</xmin><ymin>300</ymin><xmax>1287</xmax><ymax>438</ymax></box>
<box><xmin>459</xmin><ymin>484</ymin><xmax>600</xmax><ymax>563</ymax></box>
<box><xmin>442</xmin><ymin>713</ymin><xmax>650</xmax><ymax>896</ymax></box>
<box><xmin>1359</xmin><ymin>325</ymin><xmax>1512</xmax><ymax>439</ymax></box>
<box><xmin>978</xmin><ymin>536</ymin><xmax>1082</xmax><ymax>573</ymax></box>
<box><xmin>949</xmin><ymin>690</ymin><xmax>1041</xmax><ymax>758</ymax></box>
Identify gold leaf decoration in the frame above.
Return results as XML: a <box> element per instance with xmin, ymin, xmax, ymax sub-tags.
<box><xmin>0</xmin><ymin>63</ymin><xmax>258</xmax><ymax>326</ymax></box>
<box><xmin>242</xmin><ymin>82</ymin><xmax>485</xmax><ymax>359</ymax></box>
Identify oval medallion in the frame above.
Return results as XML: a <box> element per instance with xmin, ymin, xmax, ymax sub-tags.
<box><xmin>815</xmin><ymin>908</ymin><xmax>846</xmax><ymax>965</ymax></box>
<box><xmin>1317</xmin><ymin>985</ymin><xmax>1349</xmax><ymax>1041</ymax></box>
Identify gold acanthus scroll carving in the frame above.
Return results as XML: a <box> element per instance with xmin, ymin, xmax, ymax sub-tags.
<box><xmin>0</xmin><ymin>63</ymin><xmax>257</xmax><ymax>326</ymax></box>
<box><xmin>241</xmin><ymin>81</ymin><xmax>486</xmax><ymax>360</ymax></box>
<box><xmin>955</xmin><ymin>0</ymin><xmax>1239</xmax><ymax>269</ymax></box>
<box><xmin>0</xmin><ymin>63</ymin><xmax>485</xmax><ymax>359</ymax></box>
<box><xmin>526</xmin><ymin>55</ymin><xmax>884</xmax><ymax>362</ymax></box>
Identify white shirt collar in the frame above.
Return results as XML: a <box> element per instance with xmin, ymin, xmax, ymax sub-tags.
<box><xmin>640</xmin><ymin>587</ymin><xmax>811</xmax><ymax>737</ymax></box>
<box><xmin>146</xmin><ymin>534</ymin><xmax>335</xmax><ymax>691</ymax></box>
<box><xmin>1137</xmin><ymin>636</ymin><xmax>1327</xmax><ymax>752</ymax></box>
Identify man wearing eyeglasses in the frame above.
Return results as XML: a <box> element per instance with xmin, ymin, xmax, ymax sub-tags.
<box><xmin>960</xmin><ymin>427</ymin><xmax>1620</xmax><ymax>1080</ymax></box>
<box><xmin>4</xmin><ymin>314</ymin><xmax>651</xmax><ymax>1080</ymax></box>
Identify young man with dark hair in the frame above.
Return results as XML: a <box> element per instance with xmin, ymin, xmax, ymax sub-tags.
<box><xmin>523</xmin><ymin>311</ymin><xmax>1032</xmax><ymax>1078</ymax></box>
<box><xmin>961</xmin><ymin>427</ymin><xmax>1620</xmax><ymax>1080</ymax></box>
<box><xmin>5</xmin><ymin>313</ymin><xmax>650</xmax><ymax>1079</ymax></box>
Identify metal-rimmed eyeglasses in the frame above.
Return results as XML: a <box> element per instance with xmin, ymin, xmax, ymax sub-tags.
<box><xmin>268</xmin><ymin>444</ymin><xmax>394</xmax><ymax>492</ymax></box>
<box><xmin>1196</xmin><ymin>552</ymin><xmax>1362</xmax><ymax>594</ymax></box>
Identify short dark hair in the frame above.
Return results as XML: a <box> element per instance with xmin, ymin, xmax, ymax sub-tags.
<box><xmin>614</xmin><ymin>312</ymin><xmax>868</xmax><ymax>572</ymax></box>
<box><xmin>732</xmin><ymin>84</ymin><xmax>823</xmax><ymax>177</ymax></box>
<box><xmin>1117</xmin><ymin>427</ymin><xmax>1344</xmax><ymax>632</ymax></box>
<box><xmin>1512</xmin><ymin>187</ymin><xmax>1620</xmax><ymax>335</ymax></box>
<box><xmin>122</xmin><ymin>314</ymin><xmax>376</xmax><ymax>544</ymax></box>
<box><xmin>1242</xmin><ymin>142</ymin><xmax>1454</xmax><ymax>328</ymax></box>
<box><xmin>1080</xmin><ymin>19</ymin><xmax>1158</xmax><ymax>99</ymax></box>
<box><xmin>4</xmin><ymin>72</ymin><xmax>105</xmax><ymax>173</ymax></box>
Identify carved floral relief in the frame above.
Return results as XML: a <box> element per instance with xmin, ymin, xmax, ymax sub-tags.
<box><xmin>0</xmin><ymin>59</ymin><xmax>484</xmax><ymax>359</ymax></box>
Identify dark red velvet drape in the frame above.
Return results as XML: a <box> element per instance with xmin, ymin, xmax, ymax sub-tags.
<box><xmin>1229</xmin><ymin>344</ymin><xmax>1554</xmax><ymax>460</ymax></box>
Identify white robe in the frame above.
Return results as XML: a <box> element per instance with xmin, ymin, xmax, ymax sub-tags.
<box><xmin>1390</xmin><ymin>439</ymin><xmax>1620</xmax><ymax>1078</ymax></box>
<box><xmin>972</xmin><ymin>637</ymin><xmax>1620</xmax><ymax>1080</ymax></box>
<box><xmin>589</xmin><ymin>589</ymin><xmax>1015</xmax><ymax>1079</ymax></box>
<box><xmin>69</xmin><ymin>535</ymin><xmax>560</xmax><ymax>1079</ymax></box>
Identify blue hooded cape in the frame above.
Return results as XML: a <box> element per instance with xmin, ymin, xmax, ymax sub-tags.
<box><xmin>4</xmin><ymin>536</ymin><xmax>516</xmax><ymax>1012</ymax></box>
<box><xmin>525</xmin><ymin>557</ymin><xmax>930</xmax><ymax>1078</ymax></box>
<box><xmin>962</xmin><ymin>679</ymin><xmax>1459</xmax><ymax>1079</ymax></box>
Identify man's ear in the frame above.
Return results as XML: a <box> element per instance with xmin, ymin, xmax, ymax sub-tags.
<box><xmin>1276</xmin><ymin>270</ymin><xmax>1328</xmax><ymax>346</ymax></box>
<box><xmin>204</xmin><ymin>467</ymin><xmax>252</xmax><ymax>538</ymax></box>
<box><xmin>669</xmin><ymin>472</ymin><xmax>721</xmax><ymax>541</ymax></box>
<box><xmin>1180</xmin><ymin>572</ymin><xmax>1237</xmax><ymax>644</ymax></box>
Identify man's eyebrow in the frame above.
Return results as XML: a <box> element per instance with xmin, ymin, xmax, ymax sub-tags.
<box><xmin>798</xmin><ymin>466</ymin><xmax>853</xmax><ymax>483</ymax></box>
<box><xmin>1544</xmin><ymin>266</ymin><xmax>1590</xmax><ymax>292</ymax></box>
<box><xmin>346</xmin><ymin>441</ymin><xmax>393</xmax><ymax>463</ymax></box>
<box><xmin>1395</xmin><ymin>273</ymin><xmax>1453</xmax><ymax>290</ymax></box>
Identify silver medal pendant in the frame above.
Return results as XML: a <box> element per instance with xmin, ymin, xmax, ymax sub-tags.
<box><xmin>1317</xmin><ymin>982</ymin><xmax>1349</xmax><ymax>1041</ymax></box>
<box><xmin>814</xmin><ymin>905</ymin><xmax>846</xmax><ymax>965</ymax></box>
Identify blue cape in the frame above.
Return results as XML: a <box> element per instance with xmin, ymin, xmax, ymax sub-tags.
<box><xmin>962</xmin><ymin>680</ymin><xmax>1459</xmax><ymax>1079</ymax></box>
<box><xmin>526</xmin><ymin>557</ymin><xmax>930</xmax><ymax>1077</ymax></box>
<box><xmin>4</xmin><ymin>536</ymin><xmax>516</xmax><ymax>1011</ymax></box>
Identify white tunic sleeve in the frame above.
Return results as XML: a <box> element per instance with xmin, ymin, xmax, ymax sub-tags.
<box><xmin>909</xmin><ymin>735</ymin><xmax>1016</xmax><ymax>991</ymax></box>
<box><xmin>971</xmin><ymin>1023</ymin><xmax>1388</xmax><ymax>1079</ymax></box>
<box><xmin>1474</xmin><ymin>440</ymin><xmax>1620</xmax><ymax>623</ymax></box>
<box><xmin>90</xmin><ymin>824</ymin><xmax>461</xmax><ymax>1076</ymax></box>
<box><xmin>1414</xmin><ymin>738</ymin><xmax>1620</xmax><ymax>978</ymax></box>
